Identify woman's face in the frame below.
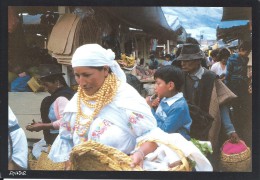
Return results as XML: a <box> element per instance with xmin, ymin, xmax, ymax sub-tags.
<box><xmin>41</xmin><ymin>81</ymin><xmax>58</xmax><ymax>94</ymax></box>
<box><xmin>212</xmin><ymin>56</ymin><xmax>218</xmax><ymax>62</ymax></box>
<box><xmin>220</xmin><ymin>58</ymin><xmax>227</xmax><ymax>65</ymax></box>
<box><xmin>74</xmin><ymin>66</ymin><xmax>109</xmax><ymax>95</ymax></box>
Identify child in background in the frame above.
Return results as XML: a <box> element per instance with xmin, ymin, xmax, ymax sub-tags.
<box><xmin>146</xmin><ymin>65</ymin><xmax>192</xmax><ymax>140</ymax></box>
<box><xmin>161</xmin><ymin>54</ymin><xmax>172</xmax><ymax>66</ymax></box>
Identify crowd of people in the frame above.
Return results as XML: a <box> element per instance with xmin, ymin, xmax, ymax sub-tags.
<box><xmin>8</xmin><ymin>40</ymin><xmax>252</xmax><ymax>172</ymax></box>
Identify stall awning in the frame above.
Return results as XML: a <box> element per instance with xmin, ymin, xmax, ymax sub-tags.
<box><xmin>102</xmin><ymin>7</ymin><xmax>178</xmax><ymax>40</ymax></box>
<box><xmin>217</xmin><ymin>22</ymin><xmax>250</xmax><ymax>43</ymax></box>
<box><xmin>15</xmin><ymin>6</ymin><xmax>58</xmax><ymax>15</ymax></box>
<box><xmin>217</xmin><ymin>7</ymin><xmax>251</xmax><ymax>43</ymax></box>
<box><xmin>221</xmin><ymin>7</ymin><xmax>251</xmax><ymax>21</ymax></box>
<box><xmin>16</xmin><ymin>6</ymin><xmax>181</xmax><ymax>41</ymax></box>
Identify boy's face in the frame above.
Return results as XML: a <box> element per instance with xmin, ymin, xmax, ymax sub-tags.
<box><xmin>154</xmin><ymin>78</ymin><xmax>174</xmax><ymax>98</ymax></box>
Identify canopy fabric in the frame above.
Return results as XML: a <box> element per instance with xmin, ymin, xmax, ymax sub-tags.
<box><xmin>102</xmin><ymin>7</ymin><xmax>177</xmax><ymax>40</ymax></box>
<box><xmin>16</xmin><ymin>6</ymin><xmax>179</xmax><ymax>41</ymax></box>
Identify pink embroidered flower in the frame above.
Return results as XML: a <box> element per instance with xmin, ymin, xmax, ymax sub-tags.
<box><xmin>129</xmin><ymin>112</ymin><xmax>144</xmax><ymax>124</ymax></box>
<box><xmin>91</xmin><ymin>120</ymin><xmax>111</xmax><ymax>140</ymax></box>
<box><xmin>133</xmin><ymin>112</ymin><xmax>144</xmax><ymax>119</ymax></box>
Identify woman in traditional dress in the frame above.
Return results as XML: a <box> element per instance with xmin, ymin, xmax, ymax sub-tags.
<box><xmin>26</xmin><ymin>64</ymin><xmax>74</xmax><ymax>145</ymax></box>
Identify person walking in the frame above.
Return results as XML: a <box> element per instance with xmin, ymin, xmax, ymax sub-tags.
<box><xmin>225</xmin><ymin>41</ymin><xmax>252</xmax><ymax>148</ymax></box>
<box><xmin>177</xmin><ymin>44</ymin><xmax>240</xmax><ymax>170</ymax></box>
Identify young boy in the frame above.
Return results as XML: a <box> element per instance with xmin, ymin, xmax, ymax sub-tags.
<box><xmin>146</xmin><ymin>65</ymin><xmax>192</xmax><ymax>140</ymax></box>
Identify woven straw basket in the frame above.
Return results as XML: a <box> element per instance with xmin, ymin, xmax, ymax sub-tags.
<box><xmin>70</xmin><ymin>140</ymin><xmax>191</xmax><ymax>171</ymax></box>
<box><xmin>220</xmin><ymin>140</ymin><xmax>251</xmax><ymax>172</ymax></box>
<box><xmin>70</xmin><ymin>140</ymin><xmax>142</xmax><ymax>171</ymax></box>
<box><xmin>28</xmin><ymin>146</ymin><xmax>65</xmax><ymax>170</ymax></box>
<box><xmin>35</xmin><ymin>151</ymin><xmax>65</xmax><ymax>170</ymax></box>
<box><xmin>28</xmin><ymin>148</ymin><xmax>37</xmax><ymax>170</ymax></box>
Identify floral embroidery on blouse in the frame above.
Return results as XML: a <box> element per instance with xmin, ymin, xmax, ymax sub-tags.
<box><xmin>91</xmin><ymin>120</ymin><xmax>112</xmax><ymax>141</ymax></box>
<box><xmin>128</xmin><ymin>112</ymin><xmax>144</xmax><ymax>129</ymax></box>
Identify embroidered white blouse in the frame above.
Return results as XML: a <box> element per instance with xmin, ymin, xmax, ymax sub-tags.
<box><xmin>48</xmin><ymin>82</ymin><xmax>157</xmax><ymax>162</ymax></box>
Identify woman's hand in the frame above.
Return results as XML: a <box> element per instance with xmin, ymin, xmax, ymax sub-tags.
<box><xmin>229</xmin><ymin>132</ymin><xmax>240</xmax><ymax>143</ymax></box>
<box><xmin>130</xmin><ymin>142</ymin><xmax>158</xmax><ymax>169</ymax></box>
<box><xmin>26</xmin><ymin>122</ymin><xmax>43</xmax><ymax>132</ymax></box>
<box><xmin>130</xmin><ymin>150</ymin><xmax>144</xmax><ymax>169</ymax></box>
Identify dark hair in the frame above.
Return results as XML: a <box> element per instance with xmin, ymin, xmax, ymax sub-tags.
<box><xmin>217</xmin><ymin>48</ymin><xmax>230</xmax><ymax>61</ymax></box>
<box><xmin>139</xmin><ymin>58</ymin><xmax>144</xmax><ymax>65</ymax></box>
<box><xmin>154</xmin><ymin>65</ymin><xmax>183</xmax><ymax>91</ymax></box>
<box><xmin>210</xmin><ymin>49</ymin><xmax>220</xmax><ymax>58</ymax></box>
<box><xmin>238</xmin><ymin>41</ymin><xmax>252</xmax><ymax>51</ymax></box>
<box><xmin>165</xmin><ymin>54</ymin><xmax>171</xmax><ymax>59</ymax></box>
<box><xmin>10</xmin><ymin>64</ymin><xmax>27</xmax><ymax>74</ymax></box>
<box><xmin>150</xmin><ymin>54</ymin><xmax>155</xmax><ymax>59</ymax></box>
<box><xmin>40</xmin><ymin>74</ymin><xmax>67</xmax><ymax>87</ymax></box>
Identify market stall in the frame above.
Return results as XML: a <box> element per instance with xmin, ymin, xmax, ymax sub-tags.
<box><xmin>217</xmin><ymin>7</ymin><xmax>251</xmax><ymax>43</ymax></box>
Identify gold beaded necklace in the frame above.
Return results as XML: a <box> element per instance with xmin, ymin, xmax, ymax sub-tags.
<box><xmin>75</xmin><ymin>73</ymin><xmax>119</xmax><ymax>136</ymax></box>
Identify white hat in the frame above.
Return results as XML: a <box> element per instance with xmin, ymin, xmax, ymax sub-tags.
<box><xmin>72</xmin><ymin>44</ymin><xmax>126</xmax><ymax>82</ymax></box>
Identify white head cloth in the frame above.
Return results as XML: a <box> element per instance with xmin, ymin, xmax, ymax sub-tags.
<box><xmin>71</xmin><ymin>44</ymin><xmax>126</xmax><ymax>82</ymax></box>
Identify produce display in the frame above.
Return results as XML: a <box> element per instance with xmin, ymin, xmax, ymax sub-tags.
<box><xmin>191</xmin><ymin>138</ymin><xmax>213</xmax><ymax>156</ymax></box>
<box><xmin>117</xmin><ymin>54</ymin><xmax>136</xmax><ymax>68</ymax></box>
